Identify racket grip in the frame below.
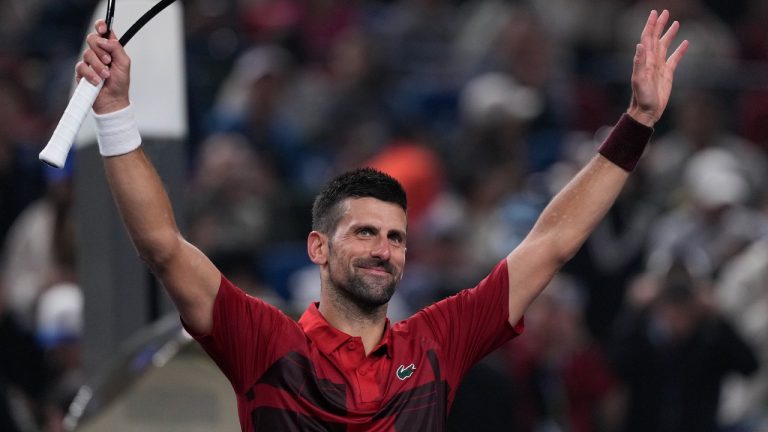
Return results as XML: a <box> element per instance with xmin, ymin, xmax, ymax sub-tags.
<box><xmin>40</xmin><ymin>79</ymin><xmax>104</xmax><ymax>168</ymax></box>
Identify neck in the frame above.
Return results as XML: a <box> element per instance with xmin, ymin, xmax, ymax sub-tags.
<box><xmin>319</xmin><ymin>287</ymin><xmax>388</xmax><ymax>355</ymax></box>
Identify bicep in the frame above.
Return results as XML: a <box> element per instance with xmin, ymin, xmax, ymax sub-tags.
<box><xmin>149</xmin><ymin>235</ymin><xmax>221</xmax><ymax>335</ymax></box>
<box><xmin>411</xmin><ymin>260</ymin><xmax>519</xmax><ymax>383</ymax></box>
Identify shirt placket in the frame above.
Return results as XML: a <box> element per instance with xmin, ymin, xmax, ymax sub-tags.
<box><xmin>340</xmin><ymin>338</ymin><xmax>386</xmax><ymax>404</ymax></box>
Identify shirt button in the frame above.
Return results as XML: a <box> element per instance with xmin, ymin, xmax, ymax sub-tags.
<box><xmin>359</xmin><ymin>368</ymin><xmax>367</xmax><ymax>376</ymax></box>
<box><xmin>347</xmin><ymin>342</ymin><xmax>357</xmax><ymax>351</ymax></box>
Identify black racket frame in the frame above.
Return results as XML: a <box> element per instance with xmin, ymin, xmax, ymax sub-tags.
<box><xmin>102</xmin><ymin>0</ymin><xmax>178</xmax><ymax>47</ymax></box>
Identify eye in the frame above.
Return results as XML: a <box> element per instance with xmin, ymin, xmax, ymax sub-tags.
<box><xmin>388</xmin><ymin>233</ymin><xmax>405</xmax><ymax>247</ymax></box>
<box><xmin>357</xmin><ymin>227</ymin><xmax>375</xmax><ymax>237</ymax></box>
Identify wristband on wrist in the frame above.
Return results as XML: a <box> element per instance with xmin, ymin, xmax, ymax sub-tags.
<box><xmin>93</xmin><ymin>104</ymin><xmax>142</xmax><ymax>157</ymax></box>
<box><xmin>597</xmin><ymin>113</ymin><xmax>654</xmax><ymax>172</ymax></box>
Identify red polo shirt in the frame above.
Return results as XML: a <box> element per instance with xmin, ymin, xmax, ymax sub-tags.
<box><xmin>187</xmin><ymin>258</ymin><xmax>523</xmax><ymax>431</ymax></box>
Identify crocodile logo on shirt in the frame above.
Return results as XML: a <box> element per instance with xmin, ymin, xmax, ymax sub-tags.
<box><xmin>396</xmin><ymin>363</ymin><xmax>416</xmax><ymax>380</ymax></box>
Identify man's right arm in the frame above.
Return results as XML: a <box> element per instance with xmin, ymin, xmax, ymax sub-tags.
<box><xmin>78</xmin><ymin>20</ymin><xmax>219</xmax><ymax>335</ymax></box>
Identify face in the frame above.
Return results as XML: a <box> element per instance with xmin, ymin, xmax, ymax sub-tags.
<box><xmin>324</xmin><ymin>197</ymin><xmax>407</xmax><ymax>310</ymax></box>
<box><xmin>656</xmin><ymin>302</ymin><xmax>698</xmax><ymax>340</ymax></box>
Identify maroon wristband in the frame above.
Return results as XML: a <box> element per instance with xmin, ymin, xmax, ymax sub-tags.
<box><xmin>597</xmin><ymin>113</ymin><xmax>654</xmax><ymax>172</ymax></box>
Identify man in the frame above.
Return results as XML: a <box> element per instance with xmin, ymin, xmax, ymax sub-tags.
<box><xmin>75</xmin><ymin>9</ymin><xmax>687</xmax><ymax>431</ymax></box>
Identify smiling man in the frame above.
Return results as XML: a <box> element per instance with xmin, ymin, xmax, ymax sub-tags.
<box><xmin>74</xmin><ymin>9</ymin><xmax>687</xmax><ymax>431</ymax></box>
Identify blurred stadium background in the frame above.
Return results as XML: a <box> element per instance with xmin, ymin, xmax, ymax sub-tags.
<box><xmin>2</xmin><ymin>0</ymin><xmax>768</xmax><ymax>431</ymax></box>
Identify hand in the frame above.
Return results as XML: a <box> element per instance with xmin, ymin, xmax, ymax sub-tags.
<box><xmin>75</xmin><ymin>20</ymin><xmax>132</xmax><ymax>114</ymax></box>
<box><xmin>627</xmin><ymin>10</ymin><xmax>689</xmax><ymax>127</ymax></box>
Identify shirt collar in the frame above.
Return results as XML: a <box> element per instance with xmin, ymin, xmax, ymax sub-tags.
<box><xmin>298</xmin><ymin>302</ymin><xmax>392</xmax><ymax>358</ymax></box>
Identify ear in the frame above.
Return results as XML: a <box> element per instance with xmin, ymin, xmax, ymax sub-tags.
<box><xmin>307</xmin><ymin>231</ymin><xmax>328</xmax><ymax>265</ymax></box>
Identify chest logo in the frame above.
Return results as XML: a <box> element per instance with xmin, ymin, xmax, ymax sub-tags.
<box><xmin>396</xmin><ymin>363</ymin><xmax>416</xmax><ymax>380</ymax></box>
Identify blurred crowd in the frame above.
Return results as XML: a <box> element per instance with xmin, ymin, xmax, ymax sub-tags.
<box><xmin>2</xmin><ymin>0</ymin><xmax>768</xmax><ymax>431</ymax></box>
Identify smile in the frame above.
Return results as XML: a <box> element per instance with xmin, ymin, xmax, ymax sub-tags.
<box><xmin>359</xmin><ymin>266</ymin><xmax>391</xmax><ymax>276</ymax></box>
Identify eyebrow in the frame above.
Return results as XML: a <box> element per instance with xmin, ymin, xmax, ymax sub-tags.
<box><xmin>351</xmin><ymin>223</ymin><xmax>407</xmax><ymax>239</ymax></box>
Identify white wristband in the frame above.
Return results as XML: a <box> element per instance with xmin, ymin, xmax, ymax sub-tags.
<box><xmin>93</xmin><ymin>104</ymin><xmax>142</xmax><ymax>157</ymax></box>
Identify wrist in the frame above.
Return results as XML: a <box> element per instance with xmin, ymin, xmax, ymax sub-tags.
<box><xmin>93</xmin><ymin>98</ymin><xmax>130</xmax><ymax>116</ymax></box>
<box><xmin>626</xmin><ymin>107</ymin><xmax>656</xmax><ymax>128</ymax></box>
<box><xmin>93</xmin><ymin>104</ymin><xmax>142</xmax><ymax>157</ymax></box>
<box><xmin>597</xmin><ymin>113</ymin><xmax>654</xmax><ymax>172</ymax></box>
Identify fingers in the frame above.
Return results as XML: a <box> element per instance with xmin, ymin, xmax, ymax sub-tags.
<box><xmin>81</xmin><ymin>33</ymin><xmax>110</xmax><ymax>85</ymax></box>
<box><xmin>75</xmin><ymin>61</ymin><xmax>100</xmax><ymax>86</ymax></box>
<box><xmin>653</xmin><ymin>9</ymin><xmax>669</xmax><ymax>41</ymax></box>
<box><xmin>85</xmin><ymin>31</ymin><xmax>112</xmax><ymax>68</ymax></box>
<box><xmin>76</xmin><ymin>22</ymin><xmax>110</xmax><ymax>86</ymax></box>
<box><xmin>78</xmin><ymin>20</ymin><xmax>129</xmax><ymax>84</ymax></box>
<box><xmin>86</xmin><ymin>19</ymin><xmax>125</xmax><ymax>62</ymax></box>
<box><xmin>640</xmin><ymin>10</ymin><xmax>658</xmax><ymax>55</ymax></box>
<box><xmin>659</xmin><ymin>20</ymin><xmax>680</xmax><ymax>55</ymax></box>
<box><xmin>653</xmin><ymin>11</ymin><xmax>685</xmax><ymax>69</ymax></box>
<box><xmin>94</xmin><ymin>19</ymin><xmax>109</xmax><ymax>37</ymax></box>
<box><xmin>666</xmin><ymin>40</ymin><xmax>689</xmax><ymax>71</ymax></box>
<box><xmin>640</xmin><ymin>9</ymin><xmax>685</xmax><ymax>68</ymax></box>
<box><xmin>633</xmin><ymin>43</ymin><xmax>646</xmax><ymax>72</ymax></box>
<box><xmin>85</xmin><ymin>49</ymin><xmax>111</xmax><ymax>80</ymax></box>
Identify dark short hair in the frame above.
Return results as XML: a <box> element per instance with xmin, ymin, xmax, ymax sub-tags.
<box><xmin>312</xmin><ymin>167</ymin><xmax>407</xmax><ymax>234</ymax></box>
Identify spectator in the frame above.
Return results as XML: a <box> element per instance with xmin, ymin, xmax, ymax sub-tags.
<box><xmin>207</xmin><ymin>45</ymin><xmax>307</xmax><ymax>186</ymax></box>
<box><xmin>0</xmin><ymin>77</ymin><xmax>46</xmax><ymax>248</ymax></box>
<box><xmin>0</xmin><ymin>156</ymin><xmax>75</xmax><ymax>329</ymax></box>
<box><xmin>0</xmin><ymin>279</ymin><xmax>49</xmax><ymax>432</ymax></box>
<box><xmin>506</xmin><ymin>275</ymin><xmax>624</xmax><ymax>432</ymax></box>
<box><xmin>716</xmin><ymin>237</ymin><xmax>768</xmax><ymax>430</ymax></box>
<box><xmin>642</xmin><ymin>90</ymin><xmax>768</xmax><ymax>208</ymax></box>
<box><xmin>646</xmin><ymin>147</ymin><xmax>768</xmax><ymax>279</ymax></box>
<box><xmin>613</xmin><ymin>266</ymin><xmax>758</xmax><ymax>432</ymax></box>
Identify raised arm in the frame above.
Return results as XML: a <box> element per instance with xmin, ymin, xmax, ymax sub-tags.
<box><xmin>77</xmin><ymin>20</ymin><xmax>220</xmax><ymax>334</ymax></box>
<box><xmin>506</xmin><ymin>10</ymin><xmax>688</xmax><ymax>326</ymax></box>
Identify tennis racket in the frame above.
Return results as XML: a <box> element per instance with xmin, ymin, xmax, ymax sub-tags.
<box><xmin>39</xmin><ymin>0</ymin><xmax>178</xmax><ymax>168</ymax></box>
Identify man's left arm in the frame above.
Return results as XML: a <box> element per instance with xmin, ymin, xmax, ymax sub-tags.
<box><xmin>506</xmin><ymin>9</ymin><xmax>688</xmax><ymax>326</ymax></box>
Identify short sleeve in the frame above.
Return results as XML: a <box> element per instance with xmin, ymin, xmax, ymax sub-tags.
<box><xmin>404</xmin><ymin>259</ymin><xmax>523</xmax><ymax>387</ymax></box>
<box><xmin>183</xmin><ymin>275</ymin><xmax>303</xmax><ymax>393</ymax></box>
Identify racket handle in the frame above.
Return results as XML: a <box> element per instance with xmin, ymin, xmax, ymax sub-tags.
<box><xmin>40</xmin><ymin>78</ymin><xmax>104</xmax><ymax>168</ymax></box>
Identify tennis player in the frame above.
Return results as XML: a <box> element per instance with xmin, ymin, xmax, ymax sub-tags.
<box><xmin>76</xmin><ymin>9</ymin><xmax>687</xmax><ymax>431</ymax></box>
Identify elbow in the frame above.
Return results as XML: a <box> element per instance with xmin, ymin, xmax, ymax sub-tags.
<box><xmin>135</xmin><ymin>229</ymin><xmax>183</xmax><ymax>272</ymax></box>
<box><xmin>557</xmin><ymin>240</ymin><xmax>582</xmax><ymax>264</ymax></box>
<box><xmin>535</xmin><ymin>231</ymin><xmax>582</xmax><ymax>268</ymax></box>
<box><xmin>549</xmin><ymin>250</ymin><xmax>575</xmax><ymax>271</ymax></box>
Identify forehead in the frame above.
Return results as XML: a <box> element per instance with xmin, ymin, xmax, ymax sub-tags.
<box><xmin>337</xmin><ymin>197</ymin><xmax>407</xmax><ymax>231</ymax></box>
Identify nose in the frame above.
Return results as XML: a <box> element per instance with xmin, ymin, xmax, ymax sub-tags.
<box><xmin>370</xmin><ymin>235</ymin><xmax>391</xmax><ymax>261</ymax></box>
